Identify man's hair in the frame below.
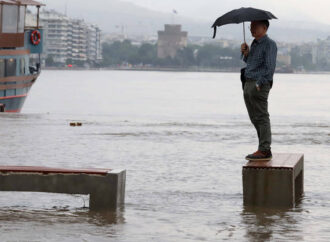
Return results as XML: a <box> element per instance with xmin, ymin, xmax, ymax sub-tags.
<box><xmin>260</xmin><ymin>20</ymin><xmax>270</xmax><ymax>29</ymax></box>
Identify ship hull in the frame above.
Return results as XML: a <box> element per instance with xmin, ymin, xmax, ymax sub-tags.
<box><xmin>0</xmin><ymin>94</ymin><xmax>29</xmax><ymax>113</ymax></box>
<box><xmin>0</xmin><ymin>73</ymin><xmax>38</xmax><ymax>113</ymax></box>
<box><xmin>0</xmin><ymin>49</ymin><xmax>39</xmax><ymax>113</ymax></box>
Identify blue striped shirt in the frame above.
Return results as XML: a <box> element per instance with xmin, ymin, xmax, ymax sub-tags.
<box><xmin>243</xmin><ymin>34</ymin><xmax>277</xmax><ymax>86</ymax></box>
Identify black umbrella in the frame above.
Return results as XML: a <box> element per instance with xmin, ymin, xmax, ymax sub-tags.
<box><xmin>211</xmin><ymin>7</ymin><xmax>277</xmax><ymax>42</ymax></box>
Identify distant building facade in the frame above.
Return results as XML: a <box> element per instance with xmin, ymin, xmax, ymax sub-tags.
<box><xmin>28</xmin><ymin>9</ymin><xmax>102</xmax><ymax>66</ymax></box>
<box><xmin>157</xmin><ymin>24</ymin><xmax>187</xmax><ymax>59</ymax></box>
<box><xmin>313</xmin><ymin>36</ymin><xmax>330</xmax><ymax>68</ymax></box>
<box><xmin>277</xmin><ymin>54</ymin><xmax>291</xmax><ymax>66</ymax></box>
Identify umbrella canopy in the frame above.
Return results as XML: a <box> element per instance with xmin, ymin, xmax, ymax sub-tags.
<box><xmin>211</xmin><ymin>7</ymin><xmax>277</xmax><ymax>40</ymax></box>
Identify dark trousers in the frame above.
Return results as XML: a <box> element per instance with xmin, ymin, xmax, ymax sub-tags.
<box><xmin>243</xmin><ymin>80</ymin><xmax>272</xmax><ymax>152</ymax></box>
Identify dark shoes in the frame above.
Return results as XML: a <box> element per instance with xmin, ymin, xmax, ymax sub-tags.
<box><xmin>245</xmin><ymin>149</ymin><xmax>272</xmax><ymax>161</ymax></box>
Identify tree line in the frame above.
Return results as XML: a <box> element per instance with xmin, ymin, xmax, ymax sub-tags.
<box><xmin>45</xmin><ymin>39</ymin><xmax>329</xmax><ymax>71</ymax></box>
<box><xmin>101</xmin><ymin>39</ymin><xmax>242</xmax><ymax>69</ymax></box>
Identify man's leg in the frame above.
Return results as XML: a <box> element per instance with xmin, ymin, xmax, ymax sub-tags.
<box><xmin>244</xmin><ymin>81</ymin><xmax>261</xmax><ymax>143</ymax></box>
<box><xmin>251</xmin><ymin>82</ymin><xmax>272</xmax><ymax>152</ymax></box>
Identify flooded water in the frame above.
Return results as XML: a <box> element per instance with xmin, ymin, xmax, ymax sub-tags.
<box><xmin>0</xmin><ymin>70</ymin><xmax>329</xmax><ymax>241</ymax></box>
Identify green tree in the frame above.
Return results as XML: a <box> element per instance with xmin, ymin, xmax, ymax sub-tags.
<box><xmin>196</xmin><ymin>44</ymin><xmax>241</xmax><ymax>68</ymax></box>
<box><xmin>66</xmin><ymin>58</ymin><xmax>73</xmax><ymax>65</ymax></box>
<box><xmin>102</xmin><ymin>39</ymin><xmax>139</xmax><ymax>66</ymax></box>
<box><xmin>45</xmin><ymin>55</ymin><xmax>54</xmax><ymax>66</ymax></box>
<box><xmin>175</xmin><ymin>47</ymin><xmax>196</xmax><ymax>67</ymax></box>
<box><xmin>137</xmin><ymin>43</ymin><xmax>157</xmax><ymax>64</ymax></box>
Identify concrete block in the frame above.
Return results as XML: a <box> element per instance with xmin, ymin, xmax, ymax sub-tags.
<box><xmin>0</xmin><ymin>166</ymin><xmax>126</xmax><ymax>211</ymax></box>
<box><xmin>242</xmin><ymin>153</ymin><xmax>304</xmax><ymax>207</ymax></box>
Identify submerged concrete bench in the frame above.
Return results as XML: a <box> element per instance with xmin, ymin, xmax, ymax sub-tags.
<box><xmin>242</xmin><ymin>153</ymin><xmax>304</xmax><ymax>207</ymax></box>
<box><xmin>0</xmin><ymin>166</ymin><xmax>126</xmax><ymax>211</ymax></box>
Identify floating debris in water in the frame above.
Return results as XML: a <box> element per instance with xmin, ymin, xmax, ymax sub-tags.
<box><xmin>70</xmin><ymin>122</ymin><xmax>82</xmax><ymax>127</ymax></box>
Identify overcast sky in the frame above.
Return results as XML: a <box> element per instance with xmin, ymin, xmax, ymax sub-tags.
<box><xmin>42</xmin><ymin>0</ymin><xmax>330</xmax><ymax>25</ymax></box>
<box><xmin>122</xmin><ymin>0</ymin><xmax>330</xmax><ymax>24</ymax></box>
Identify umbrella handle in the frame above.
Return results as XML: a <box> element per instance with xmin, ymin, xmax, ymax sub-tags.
<box><xmin>212</xmin><ymin>26</ymin><xmax>217</xmax><ymax>39</ymax></box>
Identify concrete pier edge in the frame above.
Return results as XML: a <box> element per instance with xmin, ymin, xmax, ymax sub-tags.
<box><xmin>0</xmin><ymin>166</ymin><xmax>126</xmax><ymax>211</ymax></box>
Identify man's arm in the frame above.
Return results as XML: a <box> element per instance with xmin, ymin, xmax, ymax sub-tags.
<box><xmin>241</xmin><ymin>43</ymin><xmax>249</xmax><ymax>62</ymax></box>
<box><xmin>256</xmin><ymin>41</ymin><xmax>277</xmax><ymax>87</ymax></box>
<box><xmin>243</xmin><ymin>54</ymin><xmax>248</xmax><ymax>63</ymax></box>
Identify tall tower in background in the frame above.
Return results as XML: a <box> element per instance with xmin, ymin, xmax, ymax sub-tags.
<box><xmin>157</xmin><ymin>24</ymin><xmax>188</xmax><ymax>59</ymax></box>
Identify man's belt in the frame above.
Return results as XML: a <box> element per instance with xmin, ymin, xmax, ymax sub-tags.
<box><xmin>245</xmin><ymin>78</ymin><xmax>274</xmax><ymax>88</ymax></box>
<box><xmin>246</xmin><ymin>78</ymin><xmax>256</xmax><ymax>82</ymax></box>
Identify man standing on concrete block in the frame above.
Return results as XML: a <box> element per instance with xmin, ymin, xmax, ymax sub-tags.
<box><xmin>241</xmin><ymin>20</ymin><xmax>277</xmax><ymax>161</ymax></box>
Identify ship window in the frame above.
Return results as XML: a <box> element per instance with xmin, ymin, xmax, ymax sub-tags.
<box><xmin>5</xmin><ymin>59</ymin><xmax>17</xmax><ymax>77</ymax></box>
<box><xmin>0</xmin><ymin>59</ymin><xmax>5</xmax><ymax>78</ymax></box>
<box><xmin>2</xmin><ymin>5</ymin><xmax>18</xmax><ymax>33</ymax></box>
<box><xmin>18</xmin><ymin>6</ymin><xmax>26</xmax><ymax>33</ymax></box>
<box><xmin>6</xmin><ymin>89</ymin><xmax>15</xmax><ymax>96</ymax></box>
<box><xmin>20</xmin><ymin>58</ymin><xmax>26</xmax><ymax>75</ymax></box>
<box><xmin>0</xmin><ymin>59</ymin><xmax>5</xmax><ymax>77</ymax></box>
<box><xmin>16</xmin><ymin>88</ymin><xmax>24</xmax><ymax>95</ymax></box>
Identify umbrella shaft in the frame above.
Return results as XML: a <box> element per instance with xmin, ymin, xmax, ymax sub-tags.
<box><xmin>243</xmin><ymin>22</ymin><xmax>246</xmax><ymax>43</ymax></box>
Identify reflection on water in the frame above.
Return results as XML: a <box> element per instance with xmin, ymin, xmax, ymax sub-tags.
<box><xmin>0</xmin><ymin>71</ymin><xmax>329</xmax><ymax>241</ymax></box>
<box><xmin>0</xmin><ymin>193</ymin><xmax>126</xmax><ymax>241</ymax></box>
<box><xmin>241</xmin><ymin>195</ymin><xmax>305</xmax><ymax>241</ymax></box>
<box><xmin>87</xmin><ymin>208</ymin><xmax>126</xmax><ymax>225</ymax></box>
<box><xmin>241</xmin><ymin>206</ymin><xmax>303</xmax><ymax>241</ymax></box>
<box><xmin>0</xmin><ymin>192</ymin><xmax>126</xmax><ymax>226</ymax></box>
